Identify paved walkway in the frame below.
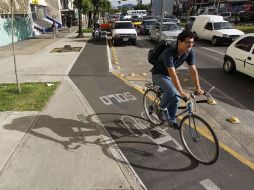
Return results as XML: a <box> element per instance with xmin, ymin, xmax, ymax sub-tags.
<box><xmin>0</xmin><ymin>27</ymin><xmax>143</xmax><ymax>189</ymax></box>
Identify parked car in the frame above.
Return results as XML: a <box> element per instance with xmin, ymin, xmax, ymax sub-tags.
<box><xmin>223</xmin><ymin>33</ymin><xmax>254</xmax><ymax>77</ymax></box>
<box><xmin>149</xmin><ymin>22</ymin><xmax>183</xmax><ymax>43</ymax></box>
<box><xmin>191</xmin><ymin>15</ymin><xmax>244</xmax><ymax>45</ymax></box>
<box><xmin>111</xmin><ymin>21</ymin><xmax>137</xmax><ymax>45</ymax></box>
<box><xmin>220</xmin><ymin>12</ymin><xmax>239</xmax><ymax>23</ymax></box>
<box><xmin>185</xmin><ymin>16</ymin><xmax>197</xmax><ymax>30</ymax></box>
<box><xmin>139</xmin><ymin>19</ymin><xmax>157</xmax><ymax>34</ymax></box>
<box><xmin>239</xmin><ymin>11</ymin><xmax>254</xmax><ymax>22</ymax></box>
<box><xmin>165</xmin><ymin>15</ymin><xmax>180</xmax><ymax>24</ymax></box>
<box><xmin>156</xmin><ymin>18</ymin><xmax>173</xmax><ymax>23</ymax></box>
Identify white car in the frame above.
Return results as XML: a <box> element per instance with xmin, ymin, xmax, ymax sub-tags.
<box><xmin>149</xmin><ymin>22</ymin><xmax>183</xmax><ymax>43</ymax></box>
<box><xmin>111</xmin><ymin>21</ymin><xmax>137</xmax><ymax>45</ymax></box>
<box><xmin>191</xmin><ymin>15</ymin><xmax>244</xmax><ymax>45</ymax></box>
<box><xmin>223</xmin><ymin>33</ymin><xmax>254</xmax><ymax>77</ymax></box>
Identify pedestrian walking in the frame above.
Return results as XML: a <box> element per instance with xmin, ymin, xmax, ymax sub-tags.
<box><xmin>52</xmin><ymin>20</ymin><xmax>58</xmax><ymax>39</ymax></box>
<box><xmin>66</xmin><ymin>17</ymin><xmax>71</xmax><ymax>32</ymax></box>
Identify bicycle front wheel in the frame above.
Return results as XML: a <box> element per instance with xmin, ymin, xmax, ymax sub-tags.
<box><xmin>143</xmin><ymin>89</ymin><xmax>163</xmax><ymax>126</ymax></box>
<box><xmin>180</xmin><ymin>114</ymin><xmax>219</xmax><ymax>165</ymax></box>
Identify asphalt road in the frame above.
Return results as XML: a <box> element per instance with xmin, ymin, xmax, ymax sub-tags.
<box><xmin>68</xmin><ymin>37</ymin><xmax>254</xmax><ymax>190</ymax></box>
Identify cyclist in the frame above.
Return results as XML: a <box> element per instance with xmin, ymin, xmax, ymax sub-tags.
<box><xmin>92</xmin><ymin>20</ymin><xmax>101</xmax><ymax>38</ymax></box>
<box><xmin>151</xmin><ymin>30</ymin><xmax>204</xmax><ymax>129</ymax></box>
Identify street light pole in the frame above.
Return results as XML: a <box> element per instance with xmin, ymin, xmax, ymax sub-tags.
<box><xmin>159</xmin><ymin>0</ymin><xmax>164</xmax><ymax>42</ymax></box>
<box><xmin>11</xmin><ymin>0</ymin><xmax>21</xmax><ymax>93</ymax></box>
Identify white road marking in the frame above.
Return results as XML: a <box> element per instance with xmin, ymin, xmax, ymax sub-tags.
<box><xmin>121</xmin><ymin>114</ymin><xmax>184</xmax><ymax>152</ymax></box>
<box><xmin>200</xmin><ymin>179</ymin><xmax>221</xmax><ymax>190</ymax></box>
<box><xmin>65</xmin><ymin>77</ymin><xmax>148</xmax><ymax>190</ymax></box>
<box><xmin>106</xmin><ymin>37</ymin><xmax>113</xmax><ymax>72</ymax></box>
<box><xmin>195</xmin><ymin>48</ymin><xmax>223</xmax><ymax>62</ymax></box>
<box><xmin>99</xmin><ymin>92</ymin><xmax>137</xmax><ymax>105</ymax></box>
<box><xmin>200</xmin><ymin>46</ymin><xmax>225</xmax><ymax>56</ymax></box>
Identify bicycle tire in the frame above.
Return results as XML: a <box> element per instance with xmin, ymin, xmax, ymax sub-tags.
<box><xmin>143</xmin><ymin>89</ymin><xmax>163</xmax><ymax>126</ymax></box>
<box><xmin>180</xmin><ymin>114</ymin><xmax>219</xmax><ymax>165</ymax></box>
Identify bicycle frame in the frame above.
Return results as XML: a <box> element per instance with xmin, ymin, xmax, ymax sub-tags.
<box><xmin>145</xmin><ymin>83</ymin><xmax>215</xmax><ymax>122</ymax></box>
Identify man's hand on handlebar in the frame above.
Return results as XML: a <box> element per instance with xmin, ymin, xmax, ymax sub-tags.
<box><xmin>195</xmin><ymin>88</ymin><xmax>205</xmax><ymax>96</ymax></box>
<box><xmin>180</xmin><ymin>91</ymin><xmax>190</xmax><ymax>101</ymax></box>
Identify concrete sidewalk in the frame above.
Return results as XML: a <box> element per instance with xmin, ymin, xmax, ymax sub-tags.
<box><xmin>0</xmin><ymin>28</ymin><xmax>144</xmax><ymax>189</ymax></box>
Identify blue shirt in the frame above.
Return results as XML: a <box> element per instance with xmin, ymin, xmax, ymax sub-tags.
<box><xmin>152</xmin><ymin>47</ymin><xmax>195</xmax><ymax>76</ymax></box>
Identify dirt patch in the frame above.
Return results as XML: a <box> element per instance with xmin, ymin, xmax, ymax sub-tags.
<box><xmin>50</xmin><ymin>45</ymin><xmax>82</xmax><ymax>53</ymax></box>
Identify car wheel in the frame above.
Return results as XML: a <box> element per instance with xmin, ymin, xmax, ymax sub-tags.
<box><xmin>132</xmin><ymin>40</ymin><xmax>136</xmax><ymax>45</ymax></box>
<box><xmin>212</xmin><ymin>36</ymin><xmax>218</xmax><ymax>46</ymax></box>
<box><xmin>223</xmin><ymin>58</ymin><xmax>236</xmax><ymax>73</ymax></box>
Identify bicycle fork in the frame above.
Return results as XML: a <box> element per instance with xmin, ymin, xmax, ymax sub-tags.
<box><xmin>186</xmin><ymin>101</ymin><xmax>201</xmax><ymax>141</ymax></box>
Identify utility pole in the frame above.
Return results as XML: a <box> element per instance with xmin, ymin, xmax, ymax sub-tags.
<box><xmin>159</xmin><ymin>0</ymin><xmax>164</xmax><ymax>42</ymax></box>
<box><xmin>11</xmin><ymin>0</ymin><xmax>21</xmax><ymax>93</ymax></box>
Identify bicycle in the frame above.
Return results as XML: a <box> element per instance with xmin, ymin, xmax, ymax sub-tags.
<box><xmin>143</xmin><ymin>83</ymin><xmax>219</xmax><ymax>165</ymax></box>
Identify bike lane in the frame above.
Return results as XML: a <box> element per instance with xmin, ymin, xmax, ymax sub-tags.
<box><xmin>68</xmin><ymin>39</ymin><xmax>254</xmax><ymax>190</ymax></box>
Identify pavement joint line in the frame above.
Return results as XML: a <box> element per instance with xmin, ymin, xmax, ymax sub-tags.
<box><xmin>0</xmin><ymin>113</ymin><xmax>41</xmax><ymax>173</ymax></box>
<box><xmin>112</xmin><ymin>71</ymin><xmax>254</xmax><ymax>171</ymax></box>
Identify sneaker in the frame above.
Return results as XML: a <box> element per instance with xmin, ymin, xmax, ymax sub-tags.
<box><xmin>157</xmin><ymin>109</ymin><xmax>166</xmax><ymax>121</ymax></box>
<box><xmin>157</xmin><ymin>108</ymin><xmax>170</xmax><ymax>122</ymax></box>
<box><xmin>169</xmin><ymin>122</ymin><xmax>180</xmax><ymax>130</ymax></box>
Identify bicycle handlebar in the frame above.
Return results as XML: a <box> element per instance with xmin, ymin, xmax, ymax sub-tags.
<box><xmin>177</xmin><ymin>86</ymin><xmax>215</xmax><ymax>104</ymax></box>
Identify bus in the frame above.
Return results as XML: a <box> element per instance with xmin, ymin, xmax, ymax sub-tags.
<box><xmin>127</xmin><ymin>10</ymin><xmax>147</xmax><ymax>18</ymax></box>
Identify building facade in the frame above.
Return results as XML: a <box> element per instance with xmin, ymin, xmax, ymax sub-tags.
<box><xmin>0</xmin><ymin>0</ymin><xmax>76</xmax><ymax>47</ymax></box>
<box><xmin>0</xmin><ymin>0</ymin><xmax>33</xmax><ymax>47</ymax></box>
<box><xmin>151</xmin><ymin>0</ymin><xmax>175</xmax><ymax>17</ymax></box>
<box><xmin>179</xmin><ymin>0</ymin><xmax>252</xmax><ymax>15</ymax></box>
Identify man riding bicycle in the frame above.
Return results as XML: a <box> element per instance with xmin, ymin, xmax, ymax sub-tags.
<box><xmin>151</xmin><ymin>30</ymin><xmax>204</xmax><ymax>129</ymax></box>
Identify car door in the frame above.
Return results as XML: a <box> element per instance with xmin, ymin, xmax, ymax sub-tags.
<box><xmin>233</xmin><ymin>36</ymin><xmax>254</xmax><ymax>76</ymax></box>
<box><xmin>201</xmin><ymin>22</ymin><xmax>214</xmax><ymax>40</ymax></box>
<box><xmin>245</xmin><ymin>39</ymin><xmax>254</xmax><ymax>77</ymax></box>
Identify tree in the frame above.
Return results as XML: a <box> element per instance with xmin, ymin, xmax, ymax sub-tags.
<box><xmin>82</xmin><ymin>0</ymin><xmax>94</xmax><ymax>28</ymax></box>
<box><xmin>74</xmin><ymin>0</ymin><xmax>84</xmax><ymax>38</ymax></box>
<box><xmin>133</xmin><ymin>3</ymin><xmax>150</xmax><ymax>11</ymax></box>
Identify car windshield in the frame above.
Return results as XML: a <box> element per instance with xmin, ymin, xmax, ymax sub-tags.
<box><xmin>115</xmin><ymin>22</ymin><xmax>134</xmax><ymax>29</ymax></box>
<box><xmin>145</xmin><ymin>21</ymin><xmax>156</xmax><ymax>25</ymax></box>
<box><xmin>162</xmin><ymin>24</ymin><xmax>181</xmax><ymax>31</ymax></box>
<box><xmin>214</xmin><ymin>22</ymin><xmax>234</xmax><ymax>30</ymax></box>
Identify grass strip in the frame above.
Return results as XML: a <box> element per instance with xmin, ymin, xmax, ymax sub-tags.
<box><xmin>0</xmin><ymin>82</ymin><xmax>59</xmax><ymax>112</ymax></box>
<box><xmin>235</xmin><ymin>25</ymin><xmax>254</xmax><ymax>33</ymax></box>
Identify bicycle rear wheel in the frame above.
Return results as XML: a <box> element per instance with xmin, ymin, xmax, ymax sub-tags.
<box><xmin>143</xmin><ymin>89</ymin><xmax>163</xmax><ymax>126</ymax></box>
<box><xmin>180</xmin><ymin>114</ymin><xmax>219</xmax><ymax>164</ymax></box>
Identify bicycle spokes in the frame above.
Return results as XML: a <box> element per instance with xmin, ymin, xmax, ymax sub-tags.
<box><xmin>180</xmin><ymin>114</ymin><xmax>219</xmax><ymax>164</ymax></box>
<box><xmin>188</xmin><ymin>116</ymin><xmax>201</xmax><ymax>141</ymax></box>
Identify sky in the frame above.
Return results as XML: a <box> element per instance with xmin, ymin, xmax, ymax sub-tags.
<box><xmin>109</xmin><ymin>0</ymin><xmax>151</xmax><ymax>7</ymax></box>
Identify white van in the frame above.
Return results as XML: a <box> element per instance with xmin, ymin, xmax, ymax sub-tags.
<box><xmin>191</xmin><ymin>15</ymin><xmax>244</xmax><ymax>45</ymax></box>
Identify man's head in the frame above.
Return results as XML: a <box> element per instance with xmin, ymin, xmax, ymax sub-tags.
<box><xmin>177</xmin><ymin>30</ymin><xmax>194</xmax><ymax>54</ymax></box>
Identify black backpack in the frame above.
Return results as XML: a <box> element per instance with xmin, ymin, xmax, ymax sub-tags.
<box><xmin>148</xmin><ymin>40</ymin><xmax>176</xmax><ymax>65</ymax></box>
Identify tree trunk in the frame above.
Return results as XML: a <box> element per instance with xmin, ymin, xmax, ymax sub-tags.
<box><xmin>77</xmin><ymin>0</ymin><xmax>84</xmax><ymax>38</ymax></box>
